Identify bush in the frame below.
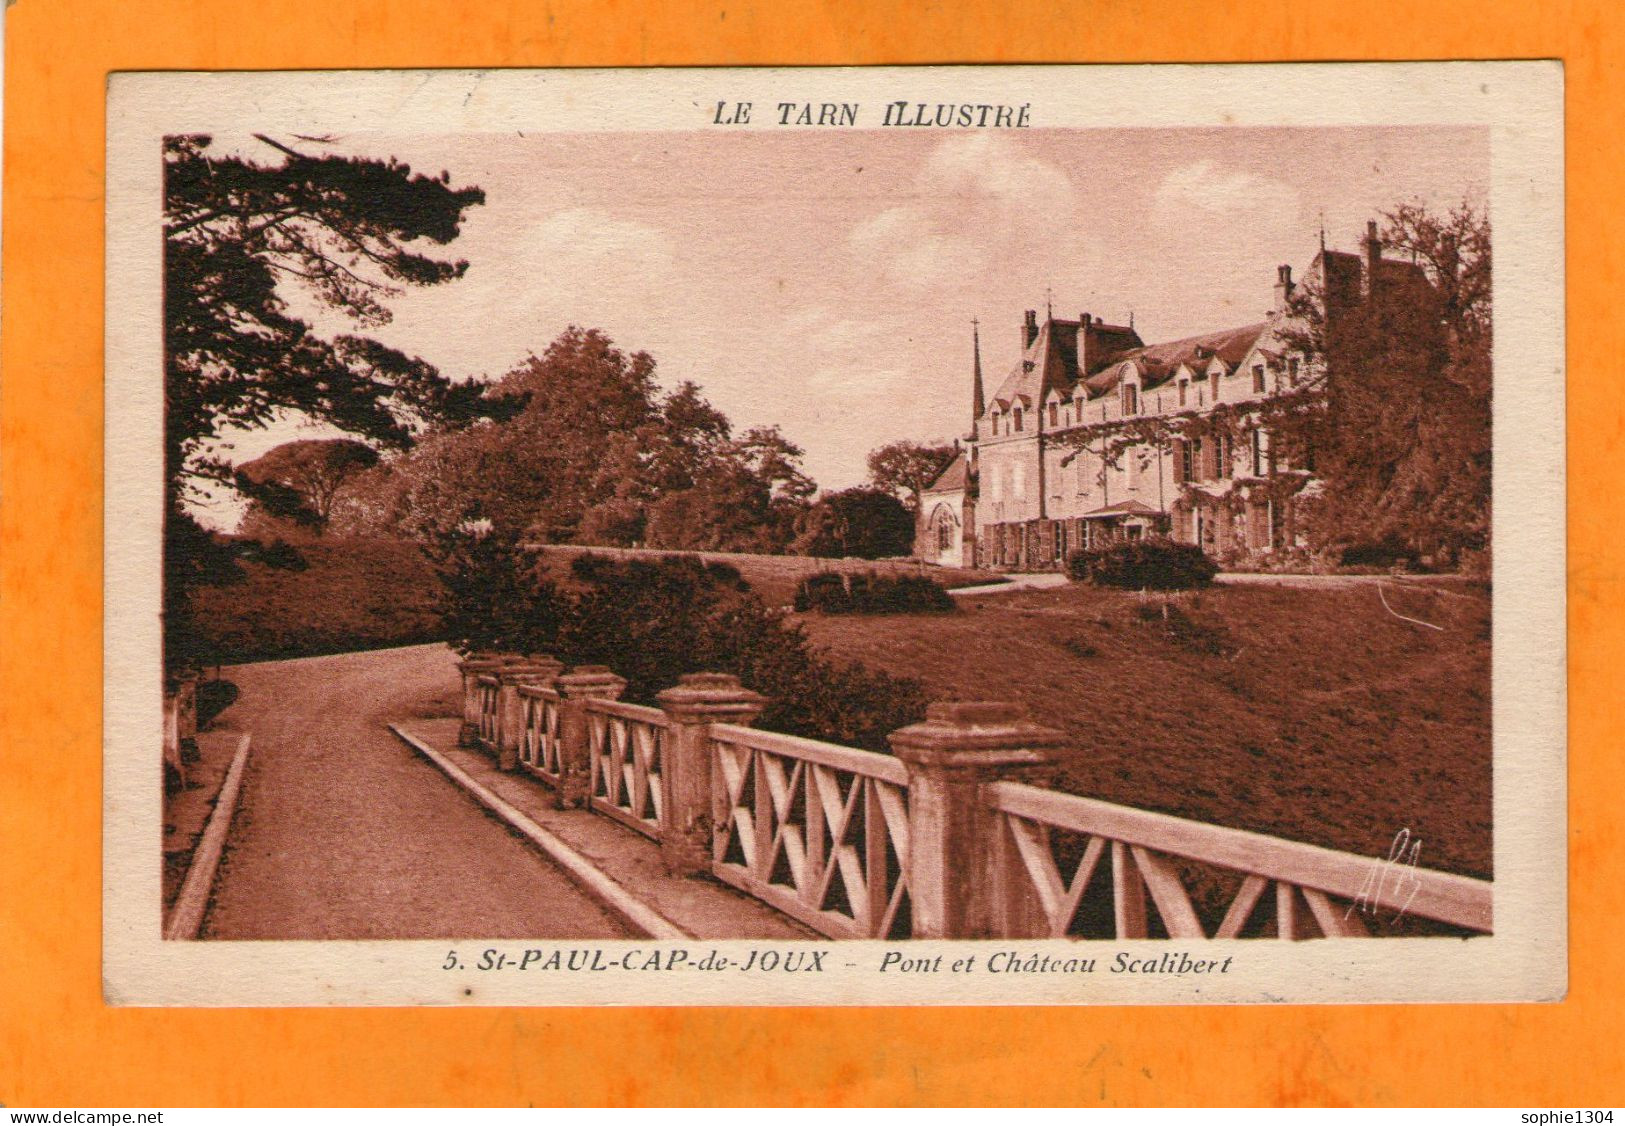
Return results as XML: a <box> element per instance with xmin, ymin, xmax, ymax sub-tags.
<box><xmin>1339</xmin><ymin>538</ymin><xmax>1418</xmax><ymax>571</ymax></box>
<box><xmin>1066</xmin><ymin>538</ymin><xmax>1218</xmax><ymax>590</ymax></box>
<box><xmin>793</xmin><ymin>571</ymin><xmax>956</xmax><ymax>615</ymax></box>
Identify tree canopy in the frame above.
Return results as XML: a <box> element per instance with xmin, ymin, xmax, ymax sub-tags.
<box><xmin>234</xmin><ymin>438</ymin><xmax>381</xmax><ymax>536</ymax></box>
<box><xmin>333</xmin><ymin>326</ymin><xmax>818</xmax><ymax>552</ymax></box>
<box><xmin>867</xmin><ymin>440</ymin><xmax>960</xmax><ymax>511</ymax></box>
<box><xmin>164</xmin><ymin>134</ymin><xmax>493</xmax><ymax>501</ymax></box>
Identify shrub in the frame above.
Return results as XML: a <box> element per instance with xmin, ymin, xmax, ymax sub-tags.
<box><xmin>1066</xmin><ymin>538</ymin><xmax>1218</xmax><ymax>590</ymax></box>
<box><xmin>792</xmin><ymin>571</ymin><xmax>956</xmax><ymax>615</ymax></box>
<box><xmin>436</xmin><ymin>549</ymin><xmax>930</xmax><ymax>753</ymax></box>
<box><xmin>1339</xmin><ymin>538</ymin><xmax>1418</xmax><ymax>571</ymax></box>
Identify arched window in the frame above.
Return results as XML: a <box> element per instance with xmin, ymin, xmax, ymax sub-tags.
<box><xmin>1122</xmin><ymin>383</ymin><xmax>1138</xmax><ymax>416</ymax></box>
<box><xmin>933</xmin><ymin>506</ymin><xmax>957</xmax><ymax>555</ymax></box>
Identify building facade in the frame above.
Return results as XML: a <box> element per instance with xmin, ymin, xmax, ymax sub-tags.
<box><xmin>916</xmin><ymin>223</ymin><xmax>1427</xmax><ymax>571</ymax></box>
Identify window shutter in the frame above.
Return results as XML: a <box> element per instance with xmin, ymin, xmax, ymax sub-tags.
<box><xmin>1172</xmin><ymin>439</ymin><xmax>1186</xmax><ymax>484</ymax></box>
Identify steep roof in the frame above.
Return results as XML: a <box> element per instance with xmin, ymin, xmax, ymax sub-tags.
<box><xmin>1084</xmin><ymin>321</ymin><xmax>1271</xmax><ymax>396</ymax></box>
<box><xmin>922</xmin><ymin>449</ymin><xmax>970</xmax><ymax>495</ymax></box>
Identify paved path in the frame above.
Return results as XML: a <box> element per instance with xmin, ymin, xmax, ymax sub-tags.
<box><xmin>203</xmin><ymin>644</ymin><xmax>632</xmax><ymax>940</ymax></box>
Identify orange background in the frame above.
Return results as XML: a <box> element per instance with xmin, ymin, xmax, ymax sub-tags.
<box><xmin>1</xmin><ymin>0</ymin><xmax>1616</xmax><ymax>1107</ymax></box>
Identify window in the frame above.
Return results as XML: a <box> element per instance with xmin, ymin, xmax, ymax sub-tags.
<box><xmin>1191</xmin><ymin>437</ymin><xmax>1204</xmax><ymax>481</ymax></box>
<box><xmin>1123</xmin><ymin>384</ymin><xmax>1138</xmax><ymax>416</ymax></box>
<box><xmin>1251</xmin><ymin>428</ymin><xmax>1265</xmax><ymax>476</ymax></box>
<box><xmin>1218</xmin><ymin>432</ymin><xmax>1233</xmax><ymax>479</ymax></box>
<box><xmin>1054</xmin><ymin>521</ymin><xmax>1068</xmax><ymax>561</ymax></box>
<box><xmin>1288</xmin><ymin>356</ymin><xmax>1300</xmax><ymax>386</ymax></box>
<box><xmin>935</xmin><ymin>510</ymin><xmax>955</xmax><ymax>555</ymax></box>
<box><xmin>1196</xmin><ymin>384</ymin><xmax>1205</xmax><ymax>408</ymax></box>
<box><xmin>1210</xmin><ymin>372</ymin><xmax>1221</xmax><ymax>402</ymax></box>
<box><xmin>1178</xmin><ymin>379</ymin><xmax>1188</xmax><ymax>407</ymax></box>
<box><xmin>1180</xmin><ymin>440</ymin><xmax>1194</xmax><ymax>482</ymax></box>
<box><xmin>1049</xmin><ymin>402</ymin><xmax>1059</xmax><ymax>427</ymax></box>
<box><xmin>1014</xmin><ymin>408</ymin><xmax>1024</xmax><ymax>432</ymax></box>
<box><xmin>1252</xmin><ymin>364</ymin><xmax>1266</xmax><ymax>393</ymax></box>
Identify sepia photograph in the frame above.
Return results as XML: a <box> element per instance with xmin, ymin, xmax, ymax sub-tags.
<box><xmin>103</xmin><ymin>65</ymin><xmax>1564</xmax><ymax>1006</ymax></box>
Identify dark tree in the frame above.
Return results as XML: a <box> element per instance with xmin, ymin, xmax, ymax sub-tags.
<box><xmin>164</xmin><ymin>135</ymin><xmax>490</xmax><ymax>671</ymax></box>
<box><xmin>793</xmin><ymin>487</ymin><xmax>917</xmax><ymax>560</ymax></box>
<box><xmin>867</xmin><ymin>440</ymin><xmax>959</xmax><ymax>511</ymax></box>
<box><xmin>1269</xmin><ymin>202</ymin><xmax>1492</xmax><ymax>562</ymax></box>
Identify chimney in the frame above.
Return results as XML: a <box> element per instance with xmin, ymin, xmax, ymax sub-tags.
<box><xmin>1274</xmin><ymin>264</ymin><xmax>1295</xmax><ymax>311</ymax></box>
<box><xmin>1363</xmin><ymin>219</ymin><xmax>1383</xmax><ymax>298</ymax></box>
<box><xmin>1023</xmin><ymin>309</ymin><xmax>1039</xmax><ymax>349</ymax></box>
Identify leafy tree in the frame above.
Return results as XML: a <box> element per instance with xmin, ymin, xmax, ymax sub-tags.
<box><xmin>337</xmin><ymin>328</ymin><xmax>818</xmax><ymax>553</ymax></box>
<box><xmin>165</xmin><ymin>134</ymin><xmax>492</xmax><ymax>497</ymax></box>
<box><xmin>1268</xmin><ymin>202</ymin><xmax>1492</xmax><ymax>562</ymax></box>
<box><xmin>234</xmin><ymin>438</ymin><xmax>380</xmax><ymax>535</ymax></box>
<box><xmin>793</xmin><ymin>487</ymin><xmax>916</xmax><ymax>559</ymax></box>
<box><xmin>866</xmin><ymin>440</ymin><xmax>960</xmax><ymax>511</ymax></box>
<box><xmin>164</xmin><ymin>134</ymin><xmax>494</xmax><ymax>670</ymax></box>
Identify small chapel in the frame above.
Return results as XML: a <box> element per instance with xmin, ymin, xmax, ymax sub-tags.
<box><xmin>915</xmin><ymin>222</ymin><xmax>1431</xmax><ymax>572</ymax></box>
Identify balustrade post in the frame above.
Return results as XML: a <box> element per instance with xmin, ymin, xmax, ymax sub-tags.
<box><xmin>554</xmin><ymin>666</ymin><xmax>628</xmax><ymax>808</ymax></box>
<box><xmin>889</xmin><ymin>702</ymin><xmax>1065</xmax><ymax>939</ymax></box>
<box><xmin>495</xmin><ymin>656</ymin><xmax>565</xmax><ymax>771</ymax></box>
<box><xmin>655</xmin><ymin>673</ymin><xmax>767</xmax><ymax>877</ymax></box>
<box><xmin>456</xmin><ymin>652</ymin><xmax>505</xmax><ymax>746</ymax></box>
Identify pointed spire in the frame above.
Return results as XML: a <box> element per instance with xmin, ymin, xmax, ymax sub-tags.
<box><xmin>971</xmin><ymin>317</ymin><xmax>986</xmax><ymax>434</ymax></box>
<box><xmin>1044</xmin><ymin>285</ymin><xmax>1054</xmax><ymax>320</ymax></box>
<box><xmin>1318</xmin><ymin>210</ymin><xmax>1327</xmax><ymax>252</ymax></box>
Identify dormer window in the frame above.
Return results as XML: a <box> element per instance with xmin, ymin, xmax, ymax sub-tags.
<box><xmin>1178</xmin><ymin>379</ymin><xmax>1188</xmax><ymax>407</ymax></box>
<box><xmin>1122</xmin><ymin>384</ymin><xmax>1138</xmax><ymax>416</ymax></box>
<box><xmin>1252</xmin><ymin>364</ymin><xmax>1266</xmax><ymax>394</ymax></box>
<box><xmin>1013</xmin><ymin>408</ymin><xmax>1024</xmax><ymax>432</ymax></box>
<box><xmin>1048</xmin><ymin>402</ymin><xmax>1058</xmax><ymax>427</ymax></box>
<box><xmin>1288</xmin><ymin>356</ymin><xmax>1301</xmax><ymax>386</ymax></box>
<box><xmin>1210</xmin><ymin>372</ymin><xmax>1221</xmax><ymax>402</ymax></box>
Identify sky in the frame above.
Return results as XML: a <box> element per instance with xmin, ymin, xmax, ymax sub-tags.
<box><xmin>193</xmin><ymin>126</ymin><xmax>1488</xmax><ymax>529</ymax></box>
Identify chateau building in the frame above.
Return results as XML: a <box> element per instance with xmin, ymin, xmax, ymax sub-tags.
<box><xmin>916</xmin><ymin>223</ymin><xmax>1430</xmax><ymax>571</ymax></box>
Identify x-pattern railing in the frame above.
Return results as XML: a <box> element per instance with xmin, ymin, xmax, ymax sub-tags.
<box><xmin>709</xmin><ymin>724</ymin><xmax>912</xmax><ymax>939</ymax></box>
<box><xmin>986</xmin><ymin>780</ymin><xmax>1492</xmax><ymax>939</ymax></box>
<box><xmin>517</xmin><ymin>685</ymin><xmax>563</xmax><ymax>784</ymax></box>
<box><xmin>585</xmin><ymin>700</ymin><xmax>667</xmax><ymax>838</ymax></box>
<box><xmin>475</xmin><ymin>675</ymin><xmax>500</xmax><ymax>748</ymax></box>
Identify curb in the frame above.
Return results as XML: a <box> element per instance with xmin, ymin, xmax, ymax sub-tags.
<box><xmin>164</xmin><ymin>732</ymin><xmax>252</xmax><ymax>941</ymax></box>
<box><xmin>388</xmin><ymin>724</ymin><xmax>690</xmax><ymax>940</ymax></box>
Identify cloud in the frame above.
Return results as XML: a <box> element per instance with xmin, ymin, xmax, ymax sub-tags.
<box><xmin>846</xmin><ymin>135</ymin><xmax>1084</xmax><ymax>290</ymax></box>
<box><xmin>1154</xmin><ymin>161</ymin><xmax>1300</xmax><ymax>219</ymax></box>
<box><xmin>921</xmin><ymin>132</ymin><xmax>1078</xmax><ymax>219</ymax></box>
<box><xmin>848</xmin><ymin>205</ymin><xmax>988</xmax><ymax>287</ymax></box>
<box><xmin>525</xmin><ymin>207</ymin><xmax>677</xmax><ymax>272</ymax></box>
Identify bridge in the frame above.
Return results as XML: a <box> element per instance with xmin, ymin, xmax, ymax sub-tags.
<box><xmin>167</xmin><ymin>643</ymin><xmax>1492</xmax><ymax>942</ymax></box>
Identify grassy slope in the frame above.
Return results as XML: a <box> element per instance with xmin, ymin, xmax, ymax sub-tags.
<box><xmin>799</xmin><ymin>579</ymin><xmax>1491</xmax><ymax>879</ymax></box>
<box><xmin>192</xmin><ymin>538</ymin><xmax>445</xmax><ymax>664</ymax></box>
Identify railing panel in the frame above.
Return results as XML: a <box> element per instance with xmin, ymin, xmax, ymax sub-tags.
<box><xmin>517</xmin><ymin>686</ymin><xmax>563</xmax><ymax>786</ymax></box>
<box><xmin>586</xmin><ymin>707</ymin><xmax>666</xmax><ymax>838</ymax></box>
<box><xmin>475</xmin><ymin>675</ymin><xmax>500</xmax><ymax>749</ymax></box>
<box><xmin>987</xmin><ymin>780</ymin><xmax>1492</xmax><ymax>938</ymax></box>
<box><xmin>710</xmin><ymin>730</ymin><xmax>911</xmax><ymax>939</ymax></box>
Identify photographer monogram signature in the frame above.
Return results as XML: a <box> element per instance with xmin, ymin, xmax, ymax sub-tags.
<box><xmin>1346</xmin><ymin>828</ymin><xmax>1424</xmax><ymax>925</ymax></box>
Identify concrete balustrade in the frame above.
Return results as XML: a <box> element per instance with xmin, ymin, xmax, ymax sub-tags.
<box><xmin>554</xmin><ymin>666</ymin><xmax>627</xmax><ymax>809</ymax></box>
<box><xmin>889</xmin><ymin>702</ymin><xmax>1066</xmax><ymax>939</ymax></box>
<box><xmin>655</xmin><ymin>673</ymin><xmax>767</xmax><ymax>877</ymax></box>
<box><xmin>493</xmin><ymin>656</ymin><xmax>564</xmax><ymax>770</ymax></box>
<box><xmin>451</xmin><ymin>654</ymin><xmax>1493</xmax><ymax>940</ymax></box>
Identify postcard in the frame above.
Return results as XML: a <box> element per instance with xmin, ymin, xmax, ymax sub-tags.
<box><xmin>104</xmin><ymin>62</ymin><xmax>1565</xmax><ymax>1005</ymax></box>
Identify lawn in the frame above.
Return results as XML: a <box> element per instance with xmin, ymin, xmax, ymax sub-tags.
<box><xmin>797</xmin><ymin>578</ymin><xmax>1492</xmax><ymax>881</ymax></box>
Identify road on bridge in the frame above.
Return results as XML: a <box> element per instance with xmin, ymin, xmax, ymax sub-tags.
<box><xmin>202</xmin><ymin>644</ymin><xmax>633</xmax><ymax>940</ymax></box>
